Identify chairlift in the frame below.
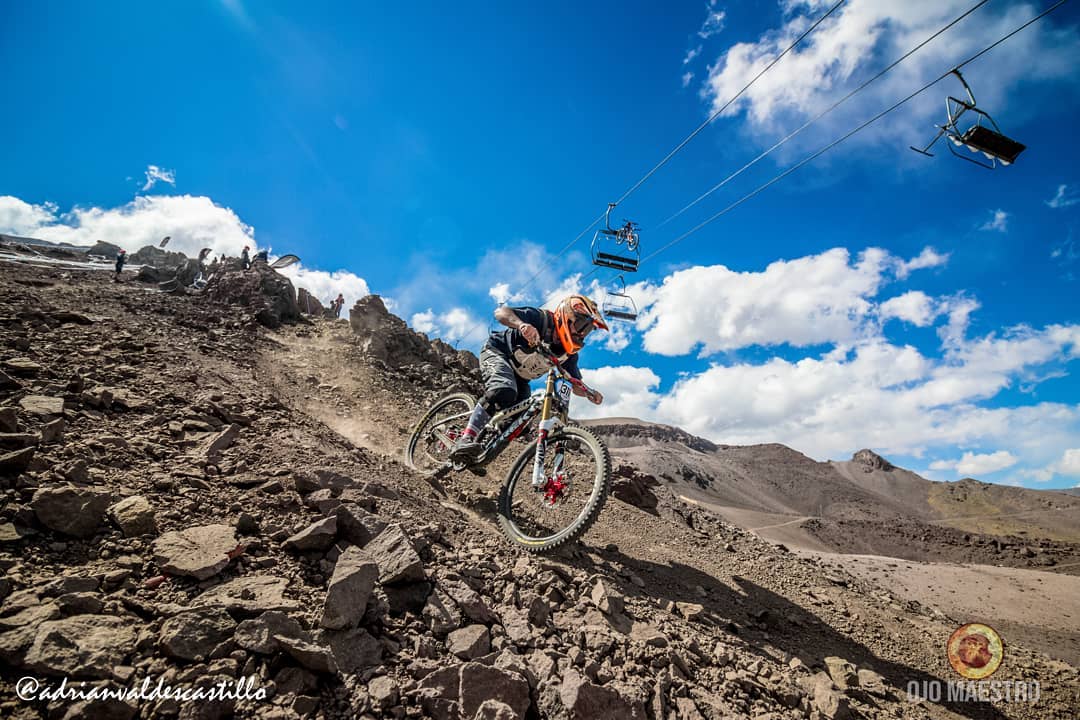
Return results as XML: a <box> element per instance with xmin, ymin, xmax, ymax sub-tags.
<box><xmin>159</xmin><ymin>236</ymin><xmax>171</xmax><ymax>248</ymax></box>
<box><xmin>910</xmin><ymin>69</ymin><xmax>1025</xmax><ymax>169</ymax></box>
<box><xmin>590</xmin><ymin>203</ymin><xmax>640</xmax><ymax>272</ymax></box>
<box><xmin>602</xmin><ymin>276</ymin><xmax>638</xmax><ymax>322</ymax></box>
<box><xmin>270</xmin><ymin>254</ymin><xmax>300</xmax><ymax>270</ymax></box>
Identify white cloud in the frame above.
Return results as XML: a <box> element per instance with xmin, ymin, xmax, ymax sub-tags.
<box><xmin>142</xmin><ymin>165</ymin><xmax>176</xmax><ymax>192</ymax></box>
<box><xmin>1046</xmin><ymin>184</ymin><xmax>1080</xmax><ymax>209</ymax></box>
<box><xmin>1054</xmin><ymin>448</ymin><xmax>1080</xmax><ymax>476</ymax></box>
<box><xmin>682</xmin><ymin>72</ymin><xmax>694</xmax><ymax>89</ymax></box>
<box><xmin>577</xmin><ymin>365</ymin><xmax>663</xmax><ymax>421</ymax></box>
<box><xmin>489</xmin><ymin>282</ymin><xmax>512</xmax><ymax>305</ymax></box>
<box><xmin>895</xmin><ymin>246</ymin><xmax>948</xmax><ymax>279</ymax></box>
<box><xmin>409</xmin><ymin>307</ymin><xmax>482</xmax><ymax>344</ymax></box>
<box><xmin>279</xmin><ymin>265</ymin><xmax>370</xmax><ymax>313</ymax></box>
<box><xmin>880</xmin><ymin>290</ymin><xmax>937</xmax><ymax>327</ymax></box>
<box><xmin>979</xmin><ymin>209</ymin><xmax>1009</xmax><ymax>233</ymax></box>
<box><xmin>930</xmin><ymin>450</ymin><xmax>1019</xmax><ymax>477</ymax></box>
<box><xmin>937</xmin><ymin>295</ymin><xmax>980</xmax><ymax>348</ymax></box>
<box><xmin>1024</xmin><ymin>447</ymin><xmax>1080</xmax><ymax>482</ymax></box>
<box><xmin>410</xmin><ymin>310</ymin><xmax>437</xmax><ymax>335</ymax></box>
<box><xmin>636</xmin><ymin>246</ymin><xmax>943</xmax><ymax>356</ymax></box>
<box><xmin>602</xmin><ymin>322</ymin><xmax>632</xmax><ymax>353</ymax></box>
<box><xmin>579</xmin><ymin>315</ymin><xmax>1080</xmax><ymax>466</ymax></box>
<box><xmin>683</xmin><ymin>45</ymin><xmax>702</xmax><ymax>64</ymax></box>
<box><xmin>698</xmin><ymin>9</ymin><xmax>726</xmax><ymax>39</ymax></box>
<box><xmin>0</xmin><ymin>193</ymin><xmax>255</xmax><ymax>260</ymax></box>
<box><xmin>0</xmin><ymin>197</ymin><xmax>57</xmax><ymax>236</ymax></box>
<box><xmin>702</xmin><ymin>2</ymin><xmax>1080</xmax><ymax>151</ymax></box>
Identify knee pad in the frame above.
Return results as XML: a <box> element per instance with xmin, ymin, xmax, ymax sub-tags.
<box><xmin>481</xmin><ymin>385</ymin><xmax>519</xmax><ymax>414</ymax></box>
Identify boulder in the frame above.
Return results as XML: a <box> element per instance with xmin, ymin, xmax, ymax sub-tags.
<box><xmin>459</xmin><ymin>662</ymin><xmax>530</xmax><ymax>720</ymax></box>
<box><xmin>191</xmin><ymin>576</ymin><xmax>298</xmax><ymax>615</ymax></box>
<box><xmin>297</xmin><ymin>288</ymin><xmax>326</xmax><ymax>316</ymax></box>
<box><xmin>3</xmin><ymin>358</ymin><xmax>43</xmax><ymax>377</ymax></box>
<box><xmin>368</xmin><ymin>675</ymin><xmax>400</xmax><ymax>710</ymax></box>
<box><xmin>824</xmin><ymin>656</ymin><xmax>858</xmax><ymax>690</ymax></box>
<box><xmin>559</xmin><ymin>669</ymin><xmax>647</xmax><ymax>719</ymax></box>
<box><xmin>365</xmin><ymin>523</ymin><xmax>425</xmax><ymax>584</ymax></box>
<box><xmin>285</xmin><ymin>516</ymin><xmax>338</xmax><ymax>552</ymax></box>
<box><xmin>447</xmin><ymin>625</ymin><xmax>490</xmax><ymax>660</ymax></box>
<box><xmin>23</xmin><ymin>615</ymin><xmax>138</xmax><ymax>678</ymax></box>
<box><xmin>40</xmin><ymin>418</ymin><xmax>65</xmax><ymax>444</ymax></box>
<box><xmin>441</xmin><ymin>577</ymin><xmax>497</xmax><ymax>624</ymax></box>
<box><xmin>0</xmin><ymin>407</ymin><xmax>17</xmax><ymax>432</ymax></box>
<box><xmin>348</xmin><ymin>294</ymin><xmax>477</xmax><ymax>371</ymax></box>
<box><xmin>235</xmin><ymin>611</ymin><xmax>307</xmax><ymax>654</ymax></box>
<box><xmin>152</xmin><ymin>524</ymin><xmax>238</xmax><ymax>580</ymax></box>
<box><xmin>590</xmin><ymin>579</ymin><xmax>624</xmax><ymax>615</ymax></box>
<box><xmin>31</xmin><ymin>485</ymin><xmax>112</xmax><ymax>538</ymax></box>
<box><xmin>276</xmin><ymin>635</ymin><xmax>338</xmax><ymax>674</ymax></box>
<box><xmin>320</xmin><ymin>546</ymin><xmax>378</xmax><ymax>630</ymax></box>
<box><xmin>108</xmin><ymin>495</ymin><xmax>157</xmax><ymax>536</ymax></box>
<box><xmin>335</xmin><ymin>504</ymin><xmax>386</xmax><ymax>546</ymax></box>
<box><xmin>203</xmin><ymin>264</ymin><xmax>300</xmax><ymax>328</ymax></box>
<box><xmin>324</xmin><ymin>627</ymin><xmax>382</xmax><ymax>673</ymax></box>
<box><xmin>18</xmin><ymin>394</ymin><xmax>64</xmax><ymax>417</ymax></box>
<box><xmin>0</xmin><ymin>447</ymin><xmax>35</xmax><ymax>476</ymax></box>
<box><xmin>423</xmin><ymin>588</ymin><xmax>462</xmax><ymax>636</ymax></box>
<box><xmin>159</xmin><ymin>608</ymin><xmax>236</xmax><ymax>661</ymax></box>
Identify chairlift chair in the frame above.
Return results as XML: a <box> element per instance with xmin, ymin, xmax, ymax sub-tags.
<box><xmin>591</xmin><ymin>203</ymin><xmax>641</xmax><ymax>272</ymax></box>
<box><xmin>602</xmin><ymin>276</ymin><xmax>638</xmax><ymax>322</ymax></box>
<box><xmin>910</xmin><ymin>69</ymin><xmax>1025</xmax><ymax>169</ymax></box>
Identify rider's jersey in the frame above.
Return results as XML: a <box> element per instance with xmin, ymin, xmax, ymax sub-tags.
<box><xmin>487</xmin><ymin>307</ymin><xmax>582</xmax><ymax>381</ymax></box>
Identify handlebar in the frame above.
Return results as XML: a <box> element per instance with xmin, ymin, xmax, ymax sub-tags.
<box><xmin>535</xmin><ymin>341</ymin><xmax>600</xmax><ymax>402</ymax></box>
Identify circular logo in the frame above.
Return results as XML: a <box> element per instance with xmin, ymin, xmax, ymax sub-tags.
<box><xmin>947</xmin><ymin>623</ymin><xmax>1004</xmax><ymax>679</ymax></box>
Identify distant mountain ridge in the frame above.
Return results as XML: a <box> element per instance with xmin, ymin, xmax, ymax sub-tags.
<box><xmin>583</xmin><ymin>417</ymin><xmax>1080</xmax><ymax>563</ymax></box>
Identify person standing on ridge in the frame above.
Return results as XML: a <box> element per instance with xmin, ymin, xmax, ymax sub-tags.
<box><xmin>241</xmin><ymin>246</ymin><xmax>251</xmax><ymax>271</ymax></box>
<box><xmin>332</xmin><ymin>293</ymin><xmax>345</xmax><ymax>318</ymax></box>
<box><xmin>450</xmin><ymin>295</ymin><xmax>607</xmax><ymax>463</ymax></box>
<box><xmin>113</xmin><ymin>249</ymin><xmax>127</xmax><ymax>283</ymax></box>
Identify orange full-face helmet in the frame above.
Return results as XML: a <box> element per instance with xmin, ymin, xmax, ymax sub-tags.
<box><xmin>553</xmin><ymin>295</ymin><xmax>608</xmax><ymax>354</ymax></box>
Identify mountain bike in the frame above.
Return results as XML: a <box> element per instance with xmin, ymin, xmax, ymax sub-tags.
<box><xmin>405</xmin><ymin>343</ymin><xmax>611</xmax><ymax>553</ymax></box>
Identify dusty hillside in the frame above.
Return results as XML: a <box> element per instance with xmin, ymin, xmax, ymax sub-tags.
<box><xmin>0</xmin><ymin>257</ymin><xmax>1078</xmax><ymax>719</ymax></box>
<box><xmin>583</xmin><ymin>420</ymin><xmax>1080</xmax><ymax>572</ymax></box>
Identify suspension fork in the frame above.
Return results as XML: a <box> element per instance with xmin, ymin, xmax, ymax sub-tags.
<box><xmin>531</xmin><ymin>371</ymin><xmax>560</xmax><ymax>487</ymax></box>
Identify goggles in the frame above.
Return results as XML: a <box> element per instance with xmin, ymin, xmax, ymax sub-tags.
<box><xmin>571</xmin><ymin>310</ymin><xmax>598</xmax><ymax>338</ymax></box>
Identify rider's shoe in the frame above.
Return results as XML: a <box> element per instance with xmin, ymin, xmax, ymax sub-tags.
<box><xmin>449</xmin><ymin>438</ymin><xmax>483</xmax><ymax>464</ymax></box>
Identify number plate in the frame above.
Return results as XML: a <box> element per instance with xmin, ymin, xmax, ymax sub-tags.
<box><xmin>555</xmin><ymin>379</ymin><xmax>572</xmax><ymax>406</ymax></box>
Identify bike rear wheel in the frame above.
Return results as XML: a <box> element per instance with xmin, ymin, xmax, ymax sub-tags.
<box><xmin>497</xmin><ymin>425</ymin><xmax>610</xmax><ymax>553</ymax></box>
<box><xmin>405</xmin><ymin>392</ymin><xmax>476</xmax><ymax>477</ymax></box>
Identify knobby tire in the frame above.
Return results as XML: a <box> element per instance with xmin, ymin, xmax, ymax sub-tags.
<box><xmin>497</xmin><ymin>425</ymin><xmax>611</xmax><ymax>553</ymax></box>
<box><xmin>405</xmin><ymin>392</ymin><xmax>476</xmax><ymax>478</ymax></box>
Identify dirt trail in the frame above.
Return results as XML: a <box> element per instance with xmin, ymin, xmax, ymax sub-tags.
<box><xmin>262</xmin><ymin>320</ymin><xmax>413</xmax><ymax>459</ymax></box>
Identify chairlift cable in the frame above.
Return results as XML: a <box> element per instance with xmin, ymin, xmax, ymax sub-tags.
<box><xmin>457</xmin><ymin>0</ymin><xmax>848</xmax><ymax>346</ymax></box>
<box><xmin>638</xmin><ymin>0</ymin><xmax>1068</xmax><ymax>268</ymax></box>
<box><xmin>656</xmin><ymin>0</ymin><xmax>992</xmax><ymax>230</ymax></box>
<box><xmin>613</xmin><ymin>0</ymin><xmax>846</xmax><ymax>208</ymax></box>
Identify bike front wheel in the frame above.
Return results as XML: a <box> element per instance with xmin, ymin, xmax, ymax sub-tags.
<box><xmin>497</xmin><ymin>425</ymin><xmax>611</xmax><ymax>553</ymax></box>
<box><xmin>405</xmin><ymin>392</ymin><xmax>476</xmax><ymax>477</ymax></box>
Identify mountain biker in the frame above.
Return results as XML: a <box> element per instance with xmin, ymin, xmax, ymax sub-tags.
<box><xmin>450</xmin><ymin>295</ymin><xmax>607</xmax><ymax>463</ymax></box>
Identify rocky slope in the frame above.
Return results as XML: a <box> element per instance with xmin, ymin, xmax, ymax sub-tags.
<box><xmin>0</xmin><ymin>259</ymin><xmax>1077</xmax><ymax>719</ymax></box>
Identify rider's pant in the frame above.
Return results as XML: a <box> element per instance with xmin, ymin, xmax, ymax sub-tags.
<box><xmin>479</xmin><ymin>345</ymin><xmax>531</xmax><ymax>415</ymax></box>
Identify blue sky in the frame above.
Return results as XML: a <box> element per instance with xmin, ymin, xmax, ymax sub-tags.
<box><xmin>2</xmin><ymin>1</ymin><xmax>1079</xmax><ymax>487</ymax></box>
